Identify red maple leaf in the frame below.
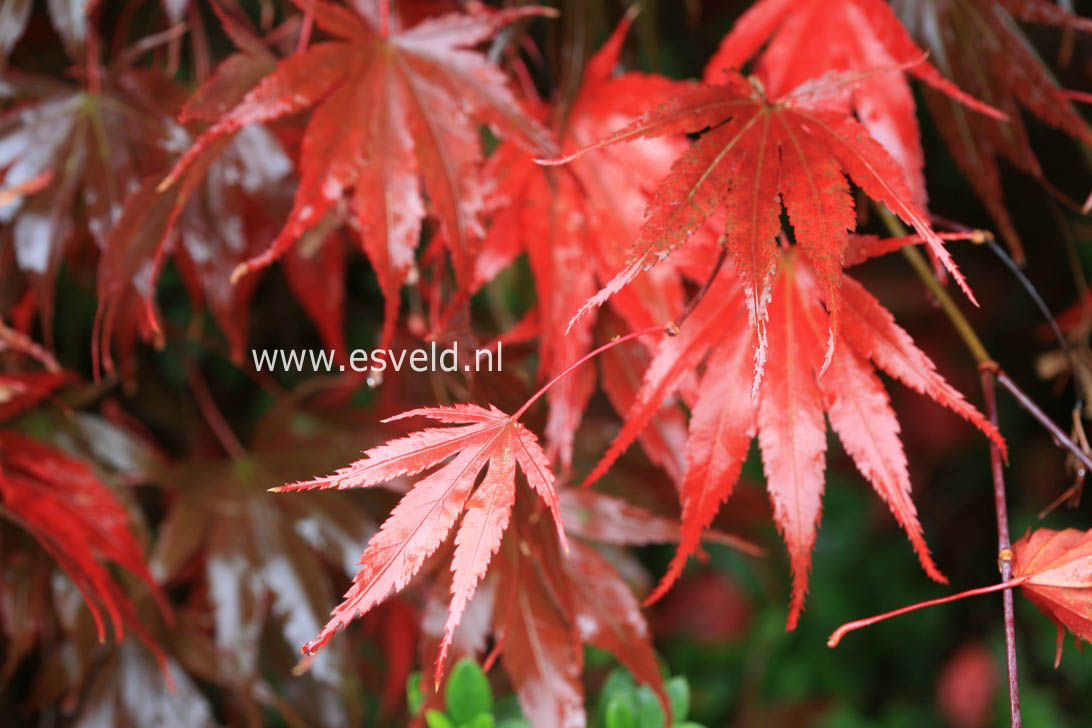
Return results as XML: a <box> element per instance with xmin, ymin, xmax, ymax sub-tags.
<box><xmin>896</xmin><ymin>0</ymin><xmax>1092</xmax><ymax>261</ymax></box>
<box><xmin>583</xmin><ymin>249</ymin><xmax>1004</xmax><ymax>628</ymax></box>
<box><xmin>0</xmin><ymin>70</ymin><xmax>180</xmax><ymax>353</ymax></box>
<box><xmin>542</xmin><ymin>68</ymin><xmax>976</xmax><ymax>386</ymax></box>
<box><xmin>704</xmin><ymin>0</ymin><xmax>1004</xmax><ymax>206</ymax></box>
<box><xmin>0</xmin><ymin>431</ymin><xmax>171</xmax><ymax>674</ymax></box>
<box><xmin>1011</xmin><ymin>527</ymin><xmax>1092</xmax><ymax>667</ymax></box>
<box><xmin>829</xmin><ymin>526</ymin><xmax>1092</xmax><ymax>668</ymax></box>
<box><xmin>271</xmin><ymin>403</ymin><xmax>566</xmax><ymax>675</ymax></box>
<box><xmin>161</xmin><ymin>0</ymin><xmax>555</xmax><ymax>348</ymax></box>
<box><xmin>477</xmin><ymin>14</ymin><xmax>687</xmax><ymax>471</ymax></box>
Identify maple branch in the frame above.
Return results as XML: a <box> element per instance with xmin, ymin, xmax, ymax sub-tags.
<box><xmin>886</xmin><ymin>207</ymin><xmax>1092</xmax><ymax>474</ymax></box>
<box><xmin>980</xmin><ymin>364</ymin><xmax>1023</xmax><ymax>728</ymax></box>
<box><xmin>995</xmin><ymin>370</ymin><xmax>1092</xmax><ymax>475</ymax></box>
<box><xmin>511</xmin><ymin>325</ymin><xmax>664</xmax><ymax>422</ymax></box>
<box><xmin>827</xmin><ymin>576</ymin><xmax>1028</xmax><ymax>647</ymax></box>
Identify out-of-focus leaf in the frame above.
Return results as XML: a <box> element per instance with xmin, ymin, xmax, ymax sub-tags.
<box><xmin>72</xmin><ymin>641</ymin><xmax>214</xmax><ymax>728</ymax></box>
<box><xmin>0</xmin><ymin>430</ymin><xmax>169</xmax><ymax>672</ymax></box>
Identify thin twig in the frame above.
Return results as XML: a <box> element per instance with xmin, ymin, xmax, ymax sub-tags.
<box><xmin>902</xmin><ymin>244</ymin><xmax>992</xmax><ymax>365</ymax></box>
<box><xmin>980</xmin><ymin>365</ymin><xmax>1022</xmax><ymax>728</ymax></box>
<box><xmin>879</xmin><ymin>205</ymin><xmax>1023</xmax><ymax>723</ymax></box>
<box><xmin>996</xmin><ymin>370</ymin><xmax>1092</xmax><ymax>475</ymax></box>
<box><xmin>884</xmin><ymin>206</ymin><xmax>1092</xmax><ymax>479</ymax></box>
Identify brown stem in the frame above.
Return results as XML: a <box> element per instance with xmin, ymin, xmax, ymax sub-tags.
<box><xmin>666</xmin><ymin>238</ymin><xmax>728</xmax><ymax>335</ymax></box>
<box><xmin>996</xmin><ymin>370</ymin><xmax>1092</xmax><ymax>475</ymax></box>
<box><xmin>980</xmin><ymin>365</ymin><xmax>1022</xmax><ymax>728</ymax></box>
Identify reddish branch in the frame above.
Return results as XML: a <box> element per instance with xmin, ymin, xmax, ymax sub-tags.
<box><xmin>980</xmin><ymin>363</ymin><xmax>1022</xmax><ymax>728</ymax></box>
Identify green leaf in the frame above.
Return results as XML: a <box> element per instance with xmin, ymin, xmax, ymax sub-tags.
<box><xmin>606</xmin><ymin>695</ymin><xmax>639</xmax><ymax>728</ymax></box>
<box><xmin>462</xmin><ymin>714</ymin><xmax>496</xmax><ymax>728</ymax></box>
<box><xmin>426</xmin><ymin>710</ymin><xmax>457</xmax><ymax>728</ymax></box>
<box><xmin>634</xmin><ymin>683</ymin><xmax>665</xmax><ymax>728</ymax></box>
<box><xmin>446</xmin><ymin>658</ymin><xmax>493</xmax><ymax>723</ymax></box>
<box><xmin>407</xmin><ymin>671</ymin><xmax>425</xmax><ymax>715</ymax></box>
<box><xmin>496</xmin><ymin>721</ymin><xmax>531</xmax><ymax>728</ymax></box>
<box><xmin>666</xmin><ymin>676</ymin><xmax>691</xmax><ymax>723</ymax></box>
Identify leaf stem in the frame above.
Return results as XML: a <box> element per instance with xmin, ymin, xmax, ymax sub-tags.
<box><xmin>511</xmin><ymin>325</ymin><xmax>663</xmax><ymax>422</ymax></box>
<box><xmin>827</xmin><ymin>576</ymin><xmax>1028</xmax><ymax>647</ymax></box>
<box><xmin>185</xmin><ymin>363</ymin><xmax>246</xmax><ymax>460</ymax></box>
<box><xmin>981</xmin><ymin>365</ymin><xmax>1023</xmax><ymax>728</ymax></box>
<box><xmin>666</xmin><ymin>238</ymin><xmax>728</xmax><ymax>335</ymax></box>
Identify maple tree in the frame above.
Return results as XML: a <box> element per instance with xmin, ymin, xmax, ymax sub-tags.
<box><xmin>1</xmin><ymin>1</ymin><xmax>1092</xmax><ymax>727</ymax></box>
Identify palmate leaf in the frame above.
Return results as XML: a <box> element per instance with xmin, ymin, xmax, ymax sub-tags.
<box><xmin>1011</xmin><ymin>527</ymin><xmax>1092</xmax><ymax>667</ymax></box>
<box><xmin>541</xmin><ymin>67</ymin><xmax>974</xmax><ymax>388</ymax></box>
<box><xmin>410</xmin><ymin>484</ymin><xmax>758</xmax><ymax>726</ymax></box>
<box><xmin>271</xmin><ymin>404</ymin><xmax>566</xmax><ymax>675</ymax></box>
<box><xmin>0</xmin><ymin>71</ymin><xmax>182</xmax><ymax>353</ymax></box>
<box><xmin>477</xmin><ymin>14</ymin><xmax>686</xmax><ymax>472</ymax></box>
<box><xmin>829</xmin><ymin>527</ymin><xmax>1092</xmax><ymax>667</ymax></box>
<box><xmin>490</xmin><ymin>498</ymin><xmax>676</xmax><ymax>728</ymax></box>
<box><xmin>583</xmin><ymin>252</ymin><xmax>1004</xmax><ymax>628</ymax></box>
<box><xmin>705</xmin><ymin>0</ymin><xmax>1004</xmax><ymax>206</ymax></box>
<box><xmin>0</xmin><ymin>430</ymin><xmax>170</xmax><ymax>672</ymax></box>
<box><xmin>895</xmin><ymin>0</ymin><xmax>1092</xmax><ymax>262</ymax></box>
<box><xmin>161</xmin><ymin>0</ymin><xmax>555</xmax><ymax>348</ymax></box>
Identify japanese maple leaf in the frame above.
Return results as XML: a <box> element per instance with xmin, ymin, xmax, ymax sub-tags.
<box><xmin>0</xmin><ymin>72</ymin><xmax>183</xmax><ymax>349</ymax></box>
<box><xmin>829</xmin><ymin>527</ymin><xmax>1092</xmax><ymax>668</ymax></box>
<box><xmin>1010</xmin><ymin>527</ymin><xmax>1092</xmax><ymax>667</ymax></box>
<box><xmin>0</xmin><ymin>430</ymin><xmax>170</xmax><ymax>672</ymax></box>
<box><xmin>152</xmin><ymin>448</ymin><xmax>376</xmax><ymax>688</ymax></box>
<box><xmin>583</xmin><ymin>250</ymin><xmax>1004</xmax><ymax>628</ymax></box>
<box><xmin>161</xmin><ymin>0</ymin><xmax>555</xmax><ymax>348</ymax></box>
<box><xmin>271</xmin><ymin>403</ymin><xmax>566</xmax><ymax>677</ymax></box>
<box><xmin>478</xmin><ymin>14</ymin><xmax>686</xmax><ymax>471</ymax></box>
<box><xmin>489</xmin><ymin>493</ymin><xmax>679</xmax><ymax>728</ymax></box>
<box><xmin>96</xmin><ymin>123</ymin><xmax>348</xmax><ymax>373</ymax></box>
<box><xmin>413</xmin><ymin>485</ymin><xmax>758</xmax><ymax>726</ymax></box>
<box><xmin>704</xmin><ymin>0</ymin><xmax>1004</xmax><ymax>207</ymax></box>
<box><xmin>542</xmin><ymin>68</ymin><xmax>974</xmax><ymax>387</ymax></box>
<box><xmin>895</xmin><ymin>0</ymin><xmax>1092</xmax><ymax>262</ymax></box>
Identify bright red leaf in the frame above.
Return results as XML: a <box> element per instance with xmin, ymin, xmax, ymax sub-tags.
<box><xmin>477</xmin><ymin>14</ymin><xmax>687</xmax><ymax>471</ymax></box>
<box><xmin>0</xmin><ymin>430</ymin><xmax>170</xmax><ymax>673</ymax></box>
<box><xmin>271</xmin><ymin>403</ymin><xmax>566</xmax><ymax>677</ymax></box>
<box><xmin>542</xmin><ymin>68</ymin><xmax>975</xmax><ymax>387</ymax></box>
<box><xmin>829</xmin><ymin>527</ymin><xmax>1092</xmax><ymax>667</ymax></box>
<box><xmin>705</xmin><ymin>0</ymin><xmax>1004</xmax><ymax>206</ymax></box>
<box><xmin>584</xmin><ymin>251</ymin><xmax>1003</xmax><ymax>627</ymax></box>
<box><xmin>161</xmin><ymin>0</ymin><xmax>555</xmax><ymax>348</ymax></box>
<box><xmin>1011</xmin><ymin>526</ymin><xmax>1092</xmax><ymax>667</ymax></box>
